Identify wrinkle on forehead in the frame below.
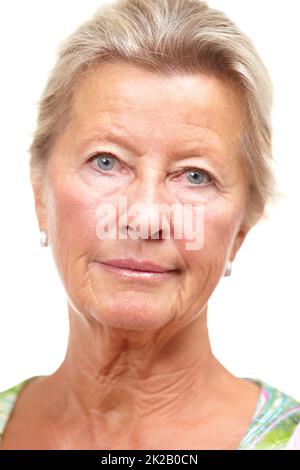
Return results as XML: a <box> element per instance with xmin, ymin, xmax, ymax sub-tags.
<box><xmin>60</xmin><ymin>62</ymin><xmax>247</xmax><ymax>177</ymax></box>
<box><xmin>72</xmin><ymin>62</ymin><xmax>246</xmax><ymax>131</ymax></box>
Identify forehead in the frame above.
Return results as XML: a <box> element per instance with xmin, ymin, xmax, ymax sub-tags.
<box><xmin>68</xmin><ymin>62</ymin><xmax>246</xmax><ymax>158</ymax></box>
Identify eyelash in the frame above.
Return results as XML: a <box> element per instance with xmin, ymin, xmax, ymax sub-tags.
<box><xmin>87</xmin><ymin>152</ymin><xmax>216</xmax><ymax>186</ymax></box>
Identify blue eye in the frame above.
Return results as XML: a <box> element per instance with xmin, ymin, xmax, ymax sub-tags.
<box><xmin>185</xmin><ymin>169</ymin><xmax>212</xmax><ymax>185</ymax></box>
<box><xmin>95</xmin><ymin>153</ymin><xmax>116</xmax><ymax>171</ymax></box>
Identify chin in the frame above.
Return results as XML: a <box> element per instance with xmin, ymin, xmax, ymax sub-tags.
<box><xmin>90</xmin><ymin>293</ymin><xmax>171</xmax><ymax>331</ymax></box>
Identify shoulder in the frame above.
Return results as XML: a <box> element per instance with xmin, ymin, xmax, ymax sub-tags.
<box><xmin>286</xmin><ymin>422</ymin><xmax>300</xmax><ymax>449</ymax></box>
<box><xmin>0</xmin><ymin>377</ymin><xmax>37</xmax><ymax>443</ymax></box>
<box><xmin>239</xmin><ymin>378</ymin><xmax>300</xmax><ymax>450</ymax></box>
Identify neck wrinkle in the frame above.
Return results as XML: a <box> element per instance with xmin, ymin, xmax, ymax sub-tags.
<box><xmin>50</xmin><ymin>303</ymin><xmax>223</xmax><ymax>442</ymax></box>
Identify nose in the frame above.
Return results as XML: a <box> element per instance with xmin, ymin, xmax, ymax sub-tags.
<box><xmin>119</xmin><ymin>173</ymin><xmax>172</xmax><ymax>240</ymax></box>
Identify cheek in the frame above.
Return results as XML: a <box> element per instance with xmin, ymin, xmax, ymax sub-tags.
<box><xmin>204</xmin><ymin>206</ymin><xmax>237</xmax><ymax>252</ymax></box>
<box><xmin>177</xmin><ymin>200</ymin><xmax>242</xmax><ymax>276</ymax></box>
<box><xmin>46</xmin><ymin>178</ymin><xmax>101</xmax><ymax>269</ymax></box>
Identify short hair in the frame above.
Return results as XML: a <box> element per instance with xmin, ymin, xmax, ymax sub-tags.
<box><xmin>29</xmin><ymin>0</ymin><xmax>278</xmax><ymax>229</ymax></box>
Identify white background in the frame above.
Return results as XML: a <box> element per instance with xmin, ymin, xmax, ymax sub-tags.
<box><xmin>0</xmin><ymin>0</ymin><xmax>299</xmax><ymax>399</ymax></box>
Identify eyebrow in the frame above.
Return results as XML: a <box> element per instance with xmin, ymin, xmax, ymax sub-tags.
<box><xmin>74</xmin><ymin>127</ymin><xmax>226</xmax><ymax>165</ymax></box>
<box><xmin>75</xmin><ymin>128</ymin><xmax>140</xmax><ymax>155</ymax></box>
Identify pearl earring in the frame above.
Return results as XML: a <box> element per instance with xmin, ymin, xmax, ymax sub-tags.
<box><xmin>40</xmin><ymin>229</ymin><xmax>48</xmax><ymax>247</ymax></box>
<box><xmin>224</xmin><ymin>260</ymin><xmax>232</xmax><ymax>277</ymax></box>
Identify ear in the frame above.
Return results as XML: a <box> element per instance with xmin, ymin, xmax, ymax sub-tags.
<box><xmin>228</xmin><ymin>222</ymin><xmax>251</xmax><ymax>263</ymax></box>
<box><xmin>30</xmin><ymin>168</ymin><xmax>47</xmax><ymax>231</ymax></box>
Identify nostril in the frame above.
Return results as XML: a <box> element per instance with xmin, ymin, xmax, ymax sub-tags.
<box><xmin>125</xmin><ymin>224</ymin><xmax>165</xmax><ymax>240</ymax></box>
<box><xmin>150</xmin><ymin>228</ymin><xmax>164</xmax><ymax>240</ymax></box>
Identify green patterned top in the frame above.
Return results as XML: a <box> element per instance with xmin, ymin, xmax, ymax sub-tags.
<box><xmin>0</xmin><ymin>376</ymin><xmax>300</xmax><ymax>449</ymax></box>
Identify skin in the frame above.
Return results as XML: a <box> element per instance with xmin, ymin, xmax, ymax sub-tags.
<box><xmin>1</xmin><ymin>62</ymin><xmax>262</xmax><ymax>449</ymax></box>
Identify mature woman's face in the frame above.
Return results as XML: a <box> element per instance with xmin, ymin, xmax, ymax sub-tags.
<box><xmin>36</xmin><ymin>62</ymin><xmax>249</xmax><ymax>330</ymax></box>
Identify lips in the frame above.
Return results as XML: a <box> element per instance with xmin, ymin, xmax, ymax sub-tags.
<box><xmin>100</xmin><ymin>258</ymin><xmax>175</xmax><ymax>273</ymax></box>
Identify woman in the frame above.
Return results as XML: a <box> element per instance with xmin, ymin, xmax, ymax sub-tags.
<box><xmin>0</xmin><ymin>0</ymin><xmax>299</xmax><ymax>450</ymax></box>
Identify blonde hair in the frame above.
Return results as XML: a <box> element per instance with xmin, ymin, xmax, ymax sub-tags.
<box><xmin>29</xmin><ymin>0</ymin><xmax>278</xmax><ymax>228</ymax></box>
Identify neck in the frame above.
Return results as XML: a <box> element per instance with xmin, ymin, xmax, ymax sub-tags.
<box><xmin>49</xmin><ymin>303</ymin><xmax>231</xmax><ymax>446</ymax></box>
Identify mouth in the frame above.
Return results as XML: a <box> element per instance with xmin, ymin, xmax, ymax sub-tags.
<box><xmin>94</xmin><ymin>258</ymin><xmax>180</xmax><ymax>281</ymax></box>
